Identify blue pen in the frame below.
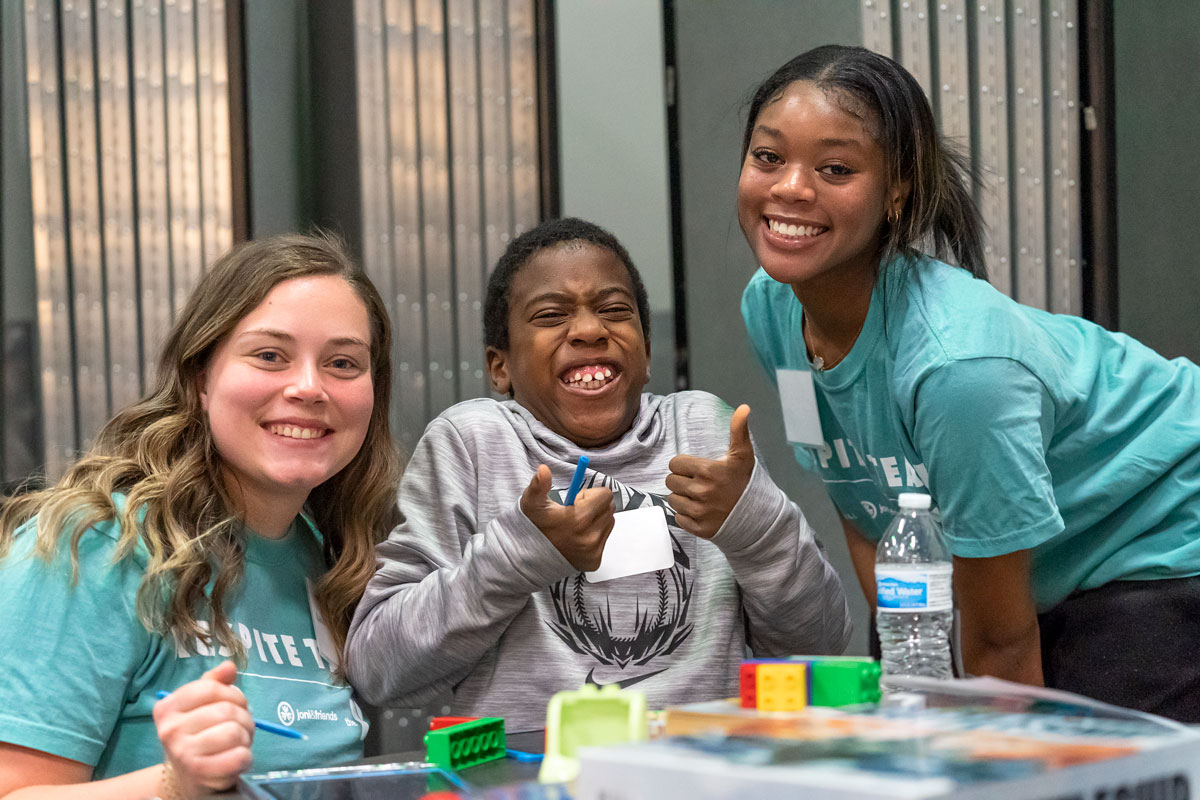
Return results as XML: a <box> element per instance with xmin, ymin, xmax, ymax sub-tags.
<box><xmin>155</xmin><ymin>690</ymin><xmax>308</xmax><ymax>740</ymax></box>
<box><xmin>564</xmin><ymin>455</ymin><xmax>589</xmax><ymax>505</ymax></box>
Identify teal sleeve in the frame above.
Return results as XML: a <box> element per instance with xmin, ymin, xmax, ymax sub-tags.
<box><xmin>0</xmin><ymin>521</ymin><xmax>150</xmax><ymax>765</ymax></box>
<box><xmin>912</xmin><ymin>358</ymin><xmax>1065</xmax><ymax>557</ymax></box>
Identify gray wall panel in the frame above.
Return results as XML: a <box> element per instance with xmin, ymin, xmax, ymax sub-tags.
<box><xmin>383</xmin><ymin>0</ymin><xmax>428</xmax><ymax>447</ymax></box>
<box><xmin>936</xmin><ymin>0</ymin><xmax>970</xmax><ymax>146</ymax></box>
<box><xmin>1011</xmin><ymin>0</ymin><xmax>1048</xmax><ymax>308</ymax></box>
<box><xmin>132</xmin><ymin>0</ymin><xmax>174</xmax><ymax>385</ymax></box>
<box><xmin>414</xmin><ymin>0</ymin><xmax>456</xmax><ymax>416</ymax></box>
<box><xmin>14</xmin><ymin>0</ymin><xmax>235</xmax><ymax>481</ymax></box>
<box><xmin>1115</xmin><ymin>0</ymin><xmax>1200</xmax><ymax>361</ymax></box>
<box><xmin>4</xmin><ymin>0</ymin><xmax>41</xmax><ymax>484</ymax></box>
<box><xmin>97</xmin><ymin>0</ymin><xmax>142</xmax><ymax>408</ymax></box>
<box><xmin>164</xmin><ymin>0</ymin><xmax>205</xmax><ymax>311</ymax></box>
<box><xmin>976</xmin><ymin>3</ymin><xmax>1012</xmax><ymax>293</ymax></box>
<box><xmin>62</xmin><ymin>1</ymin><xmax>108</xmax><ymax>434</ymax></box>
<box><xmin>355</xmin><ymin>0</ymin><xmax>542</xmax><ymax>453</ymax></box>
<box><xmin>25</xmin><ymin>0</ymin><xmax>76</xmax><ymax>476</ymax></box>
<box><xmin>1046</xmin><ymin>0</ymin><xmax>1081</xmax><ymax>316</ymax></box>
<box><xmin>896</xmin><ymin>0</ymin><xmax>932</xmax><ymax>92</ymax></box>
<box><xmin>447</xmin><ymin>0</ymin><xmax>487</xmax><ymax>400</ymax></box>
<box><xmin>245</xmin><ymin>0</ymin><xmax>308</xmax><ymax>237</ymax></box>
<box><xmin>674</xmin><ymin>1</ymin><xmax>868</xmax><ymax>655</ymax></box>
<box><xmin>554</xmin><ymin>0</ymin><xmax>674</xmax><ymax>395</ymax></box>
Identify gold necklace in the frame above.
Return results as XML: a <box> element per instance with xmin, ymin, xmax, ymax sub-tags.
<box><xmin>802</xmin><ymin>311</ymin><xmax>865</xmax><ymax>372</ymax></box>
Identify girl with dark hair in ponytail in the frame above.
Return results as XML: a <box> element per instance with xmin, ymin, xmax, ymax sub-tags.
<box><xmin>739</xmin><ymin>44</ymin><xmax>1200</xmax><ymax>721</ymax></box>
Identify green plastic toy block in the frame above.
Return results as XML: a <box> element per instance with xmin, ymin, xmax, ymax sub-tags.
<box><xmin>539</xmin><ymin>684</ymin><xmax>647</xmax><ymax>784</ymax></box>
<box><xmin>423</xmin><ymin>716</ymin><xmax>506</xmax><ymax>769</ymax></box>
<box><xmin>809</xmin><ymin>659</ymin><xmax>882</xmax><ymax>706</ymax></box>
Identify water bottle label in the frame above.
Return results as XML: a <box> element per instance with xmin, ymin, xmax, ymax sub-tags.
<box><xmin>876</xmin><ymin>565</ymin><xmax>953</xmax><ymax>612</ymax></box>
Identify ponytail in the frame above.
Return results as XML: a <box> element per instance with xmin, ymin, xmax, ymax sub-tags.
<box><xmin>887</xmin><ymin>132</ymin><xmax>987</xmax><ymax>279</ymax></box>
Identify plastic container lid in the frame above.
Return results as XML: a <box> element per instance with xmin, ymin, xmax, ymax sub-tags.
<box><xmin>897</xmin><ymin>492</ymin><xmax>932</xmax><ymax>510</ymax></box>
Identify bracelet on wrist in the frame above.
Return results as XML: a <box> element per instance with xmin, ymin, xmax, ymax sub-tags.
<box><xmin>154</xmin><ymin>761</ymin><xmax>186</xmax><ymax>800</ymax></box>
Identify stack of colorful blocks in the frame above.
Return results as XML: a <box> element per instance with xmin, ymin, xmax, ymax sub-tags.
<box><xmin>739</xmin><ymin>656</ymin><xmax>881</xmax><ymax>711</ymax></box>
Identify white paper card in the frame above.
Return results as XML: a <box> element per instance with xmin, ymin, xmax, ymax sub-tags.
<box><xmin>585</xmin><ymin>506</ymin><xmax>673</xmax><ymax>583</ymax></box>
<box><xmin>305</xmin><ymin>577</ymin><xmax>339</xmax><ymax>672</ymax></box>
<box><xmin>776</xmin><ymin>368</ymin><xmax>825</xmax><ymax>447</ymax></box>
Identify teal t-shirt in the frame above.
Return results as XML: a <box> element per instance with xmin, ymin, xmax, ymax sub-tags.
<box><xmin>0</xmin><ymin>504</ymin><xmax>365</xmax><ymax>777</ymax></box>
<box><xmin>742</xmin><ymin>256</ymin><xmax>1200</xmax><ymax>611</ymax></box>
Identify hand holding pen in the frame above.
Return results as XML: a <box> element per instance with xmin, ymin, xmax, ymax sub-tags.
<box><xmin>153</xmin><ymin>660</ymin><xmax>256</xmax><ymax>796</ymax></box>
<box><xmin>520</xmin><ymin>456</ymin><xmax>615</xmax><ymax>572</ymax></box>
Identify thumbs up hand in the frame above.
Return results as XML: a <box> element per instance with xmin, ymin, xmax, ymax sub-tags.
<box><xmin>520</xmin><ymin>464</ymin><xmax>616</xmax><ymax>571</ymax></box>
<box><xmin>666</xmin><ymin>404</ymin><xmax>755</xmax><ymax>540</ymax></box>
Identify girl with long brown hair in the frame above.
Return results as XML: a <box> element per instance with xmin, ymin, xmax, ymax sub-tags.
<box><xmin>0</xmin><ymin>233</ymin><xmax>400</xmax><ymax>798</ymax></box>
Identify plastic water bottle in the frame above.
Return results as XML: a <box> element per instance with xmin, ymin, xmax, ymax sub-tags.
<box><xmin>875</xmin><ymin>492</ymin><xmax>953</xmax><ymax>682</ymax></box>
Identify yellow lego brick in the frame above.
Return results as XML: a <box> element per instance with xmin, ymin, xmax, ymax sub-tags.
<box><xmin>754</xmin><ymin>662</ymin><xmax>808</xmax><ymax>711</ymax></box>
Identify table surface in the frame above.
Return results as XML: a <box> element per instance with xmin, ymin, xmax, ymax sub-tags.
<box><xmin>219</xmin><ymin>730</ymin><xmax>546</xmax><ymax>798</ymax></box>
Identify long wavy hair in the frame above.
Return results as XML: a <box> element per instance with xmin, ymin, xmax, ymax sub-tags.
<box><xmin>0</xmin><ymin>233</ymin><xmax>401</xmax><ymax>677</ymax></box>
<box><xmin>742</xmin><ymin>44</ymin><xmax>987</xmax><ymax>279</ymax></box>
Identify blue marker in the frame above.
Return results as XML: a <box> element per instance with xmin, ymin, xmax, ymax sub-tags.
<box><xmin>155</xmin><ymin>690</ymin><xmax>308</xmax><ymax>740</ymax></box>
<box><xmin>564</xmin><ymin>455</ymin><xmax>590</xmax><ymax>505</ymax></box>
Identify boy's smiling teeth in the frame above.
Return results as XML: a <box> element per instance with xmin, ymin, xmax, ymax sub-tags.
<box><xmin>562</xmin><ymin>364</ymin><xmax>615</xmax><ymax>390</ymax></box>
<box><xmin>768</xmin><ymin>218</ymin><xmax>826</xmax><ymax>238</ymax></box>
<box><xmin>268</xmin><ymin>424</ymin><xmax>328</xmax><ymax>440</ymax></box>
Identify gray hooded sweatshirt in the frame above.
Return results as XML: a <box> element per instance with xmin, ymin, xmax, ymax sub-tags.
<box><xmin>346</xmin><ymin>391</ymin><xmax>851</xmax><ymax>731</ymax></box>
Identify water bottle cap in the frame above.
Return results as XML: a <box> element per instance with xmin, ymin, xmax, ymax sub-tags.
<box><xmin>897</xmin><ymin>492</ymin><xmax>931</xmax><ymax>510</ymax></box>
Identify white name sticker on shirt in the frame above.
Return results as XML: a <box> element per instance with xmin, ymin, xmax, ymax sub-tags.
<box><xmin>776</xmin><ymin>368</ymin><xmax>825</xmax><ymax>448</ymax></box>
<box><xmin>585</xmin><ymin>505</ymin><xmax>673</xmax><ymax>583</ymax></box>
<box><xmin>305</xmin><ymin>577</ymin><xmax>340</xmax><ymax>673</ymax></box>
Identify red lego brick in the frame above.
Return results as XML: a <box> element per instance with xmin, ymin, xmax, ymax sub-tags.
<box><xmin>429</xmin><ymin>715</ymin><xmax>479</xmax><ymax>731</ymax></box>
<box><xmin>739</xmin><ymin>662</ymin><xmax>758</xmax><ymax>708</ymax></box>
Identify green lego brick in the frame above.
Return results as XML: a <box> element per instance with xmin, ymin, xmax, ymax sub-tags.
<box><xmin>423</xmin><ymin>716</ymin><xmax>506</xmax><ymax>769</ymax></box>
<box><xmin>809</xmin><ymin>659</ymin><xmax>881</xmax><ymax>706</ymax></box>
<box><xmin>540</xmin><ymin>684</ymin><xmax>648</xmax><ymax>784</ymax></box>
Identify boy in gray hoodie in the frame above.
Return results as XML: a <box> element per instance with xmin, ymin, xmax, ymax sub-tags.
<box><xmin>346</xmin><ymin>218</ymin><xmax>851</xmax><ymax>731</ymax></box>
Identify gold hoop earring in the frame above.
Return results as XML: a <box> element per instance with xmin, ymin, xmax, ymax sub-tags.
<box><xmin>887</xmin><ymin>208</ymin><xmax>899</xmax><ymax>226</ymax></box>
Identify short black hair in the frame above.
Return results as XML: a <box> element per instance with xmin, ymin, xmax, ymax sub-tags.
<box><xmin>483</xmin><ymin>217</ymin><xmax>651</xmax><ymax>351</ymax></box>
